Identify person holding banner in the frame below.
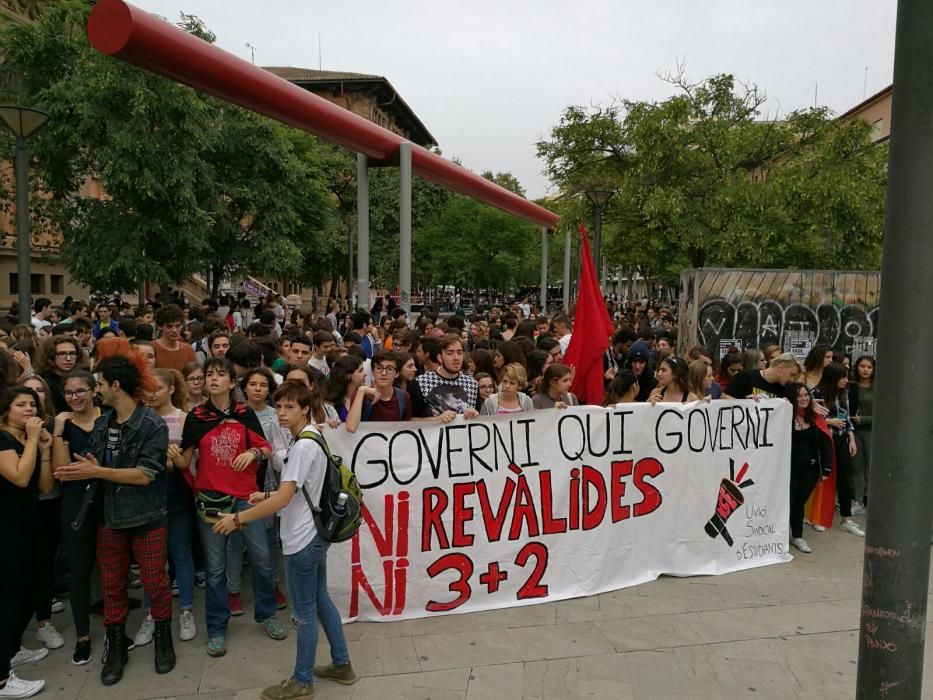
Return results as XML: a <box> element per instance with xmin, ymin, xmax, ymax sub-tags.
<box><xmin>789</xmin><ymin>383</ymin><xmax>833</xmax><ymax>553</ymax></box>
<box><xmin>211</xmin><ymin>381</ymin><xmax>355</xmax><ymax>700</ymax></box>
<box><xmin>346</xmin><ymin>352</ymin><xmax>412</xmax><ymax>431</ymax></box>
<box><xmin>722</xmin><ymin>352</ymin><xmax>797</xmax><ymax>401</ymax></box>
<box><xmin>649</xmin><ymin>356</ymin><xmax>690</xmax><ymax>404</ymax></box>
<box><xmin>534</xmin><ymin>364</ymin><xmax>579</xmax><ymax>409</ymax></box>
<box><xmin>480</xmin><ymin>363</ymin><xmax>534</xmax><ymax>415</ymax></box>
<box><xmin>415</xmin><ymin>335</ymin><xmax>479</xmax><ymax>422</ymax></box>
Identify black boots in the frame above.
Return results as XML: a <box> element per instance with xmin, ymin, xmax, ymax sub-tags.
<box><xmin>101</xmin><ymin>619</ymin><xmax>175</xmax><ymax>685</ymax></box>
<box><xmin>101</xmin><ymin>623</ymin><xmax>128</xmax><ymax>686</ymax></box>
<box><xmin>153</xmin><ymin>619</ymin><xmax>176</xmax><ymax>675</ymax></box>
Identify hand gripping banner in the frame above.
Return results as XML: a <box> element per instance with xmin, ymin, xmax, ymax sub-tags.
<box><xmin>321</xmin><ymin>399</ymin><xmax>792</xmax><ymax>621</ymax></box>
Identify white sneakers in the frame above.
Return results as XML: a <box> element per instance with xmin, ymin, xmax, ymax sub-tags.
<box><xmin>179</xmin><ymin>610</ymin><xmax>197</xmax><ymax>642</ymax></box>
<box><xmin>790</xmin><ymin>537</ymin><xmax>812</xmax><ymax>553</ymax></box>
<box><xmin>134</xmin><ymin>614</ymin><xmax>155</xmax><ymax>646</ymax></box>
<box><xmin>35</xmin><ymin>623</ymin><xmax>64</xmax><ymax>650</ymax></box>
<box><xmin>10</xmin><ymin>648</ymin><xmax>47</xmax><ymax>668</ymax></box>
<box><xmin>851</xmin><ymin>502</ymin><xmax>867</xmax><ymax>515</ymax></box>
<box><xmin>0</xmin><ymin>672</ymin><xmax>44</xmax><ymax>699</ymax></box>
<box><xmin>840</xmin><ymin>519</ymin><xmax>866</xmax><ymax>537</ymax></box>
<box><xmin>809</xmin><ymin>518</ymin><xmax>865</xmax><ymax>536</ymax></box>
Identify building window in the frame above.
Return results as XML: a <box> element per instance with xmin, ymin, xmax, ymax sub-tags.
<box><xmin>31</xmin><ymin>274</ymin><xmax>45</xmax><ymax>294</ymax></box>
<box><xmin>9</xmin><ymin>273</ymin><xmax>17</xmax><ymax>296</ymax></box>
<box><xmin>872</xmin><ymin>118</ymin><xmax>883</xmax><ymax>140</ymax></box>
<box><xmin>50</xmin><ymin>275</ymin><xmax>64</xmax><ymax>295</ymax></box>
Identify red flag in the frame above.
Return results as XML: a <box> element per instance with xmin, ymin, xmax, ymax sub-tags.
<box><xmin>563</xmin><ymin>224</ymin><xmax>614</xmax><ymax>405</ymax></box>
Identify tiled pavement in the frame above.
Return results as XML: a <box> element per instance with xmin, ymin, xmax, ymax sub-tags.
<box><xmin>18</xmin><ymin>515</ymin><xmax>933</xmax><ymax>699</ymax></box>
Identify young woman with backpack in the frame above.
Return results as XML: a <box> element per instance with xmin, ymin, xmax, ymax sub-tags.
<box><xmin>212</xmin><ymin>380</ymin><xmax>355</xmax><ymax>699</ymax></box>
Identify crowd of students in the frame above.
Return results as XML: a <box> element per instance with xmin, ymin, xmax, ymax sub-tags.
<box><xmin>0</xmin><ymin>292</ymin><xmax>872</xmax><ymax>699</ymax></box>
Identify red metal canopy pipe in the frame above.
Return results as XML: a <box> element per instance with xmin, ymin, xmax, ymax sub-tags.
<box><xmin>87</xmin><ymin>0</ymin><xmax>560</xmax><ymax>229</ymax></box>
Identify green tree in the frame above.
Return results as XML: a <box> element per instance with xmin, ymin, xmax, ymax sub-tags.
<box><xmin>756</xmin><ymin>109</ymin><xmax>887</xmax><ymax>269</ymax></box>
<box><xmin>1</xmin><ymin>2</ymin><xmax>334</xmax><ymax>294</ymax></box>
<box><xmin>415</xmin><ymin>177</ymin><xmax>540</xmax><ymax>292</ymax></box>
<box><xmin>537</xmin><ymin>70</ymin><xmax>887</xmax><ymax>276</ymax></box>
<box><xmin>2</xmin><ymin>2</ymin><xmax>213</xmax><ymax>291</ymax></box>
<box><xmin>366</xmin><ymin>167</ymin><xmax>451</xmax><ymax>289</ymax></box>
<box><xmin>197</xmin><ymin>104</ymin><xmax>334</xmax><ymax>298</ymax></box>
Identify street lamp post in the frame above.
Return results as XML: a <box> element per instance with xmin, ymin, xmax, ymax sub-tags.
<box><xmin>0</xmin><ymin>106</ymin><xmax>50</xmax><ymax>324</ymax></box>
<box><xmin>583</xmin><ymin>189</ymin><xmax>615</xmax><ymax>294</ymax></box>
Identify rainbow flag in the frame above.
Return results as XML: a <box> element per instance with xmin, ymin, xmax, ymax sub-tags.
<box><xmin>804</xmin><ymin>417</ymin><xmax>836</xmax><ymax>528</ymax></box>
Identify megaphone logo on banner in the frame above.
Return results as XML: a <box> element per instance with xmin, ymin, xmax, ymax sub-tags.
<box><xmin>704</xmin><ymin>459</ymin><xmax>754</xmax><ymax>547</ymax></box>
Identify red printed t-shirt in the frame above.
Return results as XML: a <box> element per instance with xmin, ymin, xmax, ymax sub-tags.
<box><xmin>194</xmin><ymin>421</ymin><xmax>270</xmax><ymax>499</ymax></box>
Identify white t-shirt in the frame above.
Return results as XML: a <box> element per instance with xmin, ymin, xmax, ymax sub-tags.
<box><xmin>309</xmin><ymin>355</ymin><xmax>329</xmax><ymax>376</ymax></box>
<box><xmin>558</xmin><ymin>333</ymin><xmax>572</xmax><ymax>355</ymax></box>
<box><xmin>277</xmin><ymin>424</ymin><xmax>328</xmax><ymax>555</ymax></box>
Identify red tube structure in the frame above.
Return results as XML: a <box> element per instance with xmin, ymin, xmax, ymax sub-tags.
<box><xmin>87</xmin><ymin>0</ymin><xmax>560</xmax><ymax>228</ymax></box>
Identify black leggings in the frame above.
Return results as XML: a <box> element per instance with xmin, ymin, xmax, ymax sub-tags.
<box><xmin>0</xmin><ymin>534</ymin><xmax>36</xmax><ymax>680</ymax></box>
<box><xmin>790</xmin><ymin>464</ymin><xmax>821</xmax><ymax>539</ymax></box>
<box><xmin>834</xmin><ymin>434</ymin><xmax>855</xmax><ymax>518</ymax></box>
<box><xmin>34</xmin><ymin>498</ymin><xmax>61</xmax><ymax>623</ymax></box>
<box><xmin>59</xmin><ymin>489</ymin><xmax>101</xmax><ymax>639</ymax></box>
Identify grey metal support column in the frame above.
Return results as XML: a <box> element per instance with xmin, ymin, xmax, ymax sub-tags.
<box><xmin>348</xmin><ymin>229</ymin><xmax>354</xmax><ymax>309</ymax></box>
<box><xmin>562</xmin><ymin>229</ymin><xmax>571</xmax><ymax>312</ymax></box>
<box><xmin>356</xmin><ymin>153</ymin><xmax>369</xmax><ymax>312</ymax></box>
<box><xmin>399</xmin><ymin>142</ymin><xmax>412</xmax><ymax>314</ymax></box>
<box><xmin>593</xmin><ymin>205</ymin><xmax>603</xmax><ymax>292</ymax></box>
<box><xmin>15</xmin><ymin>135</ymin><xmax>30</xmax><ymax>324</ymax></box>
<box><xmin>855</xmin><ymin>2</ymin><xmax>933</xmax><ymax>697</ymax></box>
<box><xmin>539</xmin><ymin>227</ymin><xmax>548</xmax><ymax>315</ymax></box>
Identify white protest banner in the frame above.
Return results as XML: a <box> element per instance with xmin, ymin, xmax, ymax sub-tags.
<box><xmin>322</xmin><ymin>399</ymin><xmax>792</xmax><ymax>622</ymax></box>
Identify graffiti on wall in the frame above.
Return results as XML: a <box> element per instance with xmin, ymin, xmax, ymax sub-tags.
<box><xmin>697</xmin><ymin>298</ymin><xmax>878</xmax><ymax>356</ymax></box>
<box><xmin>680</xmin><ymin>269</ymin><xmax>880</xmax><ymax>360</ymax></box>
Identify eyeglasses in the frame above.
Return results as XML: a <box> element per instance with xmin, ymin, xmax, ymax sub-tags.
<box><xmin>374</xmin><ymin>365</ymin><xmax>396</xmax><ymax>374</ymax></box>
<box><xmin>187</xmin><ymin>376</ymin><xmax>204</xmax><ymax>384</ymax></box>
<box><xmin>64</xmin><ymin>388</ymin><xmax>89</xmax><ymax>398</ymax></box>
<box><xmin>56</xmin><ymin>351</ymin><xmax>78</xmax><ymax>359</ymax></box>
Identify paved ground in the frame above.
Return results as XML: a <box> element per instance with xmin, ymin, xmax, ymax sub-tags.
<box><xmin>18</xmin><ymin>514</ymin><xmax>933</xmax><ymax>700</ymax></box>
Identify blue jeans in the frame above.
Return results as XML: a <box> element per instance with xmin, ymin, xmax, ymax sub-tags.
<box><xmin>226</xmin><ymin>523</ymin><xmax>281</xmax><ymax>592</ymax></box>
<box><xmin>286</xmin><ymin>534</ymin><xmax>349</xmax><ymax>685</ymax></box>
<box><xmin>225</xmin><ymin>529</ymin><xmax>245</xmax><ymax>593</ymax></box>
<box><xmin>168</xmin><ymin>509</ymin><xmax>196</xmax><ymax>609</ymax></box>
<box><xmin>197</xmin><ymin>500</ymin><xmax>277</xmax><ymax>637</ymax></box>
<box><xmin>143</xmin><ymin>508</ymin><xmax>195</xmax><ymax>611</ymax></box>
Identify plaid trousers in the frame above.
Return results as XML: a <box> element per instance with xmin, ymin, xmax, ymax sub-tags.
<box><xmin>97</xmin><ymin>524</ymin><xmax>172</xmax><ymax>625</ymax></box>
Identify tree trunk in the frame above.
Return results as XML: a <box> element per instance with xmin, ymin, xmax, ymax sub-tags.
<box><xmin>211</xmin><ymin>265</ymin><xmax>222</xmax><ymax>299</ymax></box>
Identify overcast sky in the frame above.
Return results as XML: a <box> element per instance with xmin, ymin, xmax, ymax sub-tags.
<box><xmin>133</xmin><ymin>0</ymin><xmax>896</xmax><ymax>199</ymax></box>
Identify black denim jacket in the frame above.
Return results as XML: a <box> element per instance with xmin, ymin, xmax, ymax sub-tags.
<box><xmin>90</xmin><ymin>404</ymin><xmax>168</xmax><ymax>530</ymax></box>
